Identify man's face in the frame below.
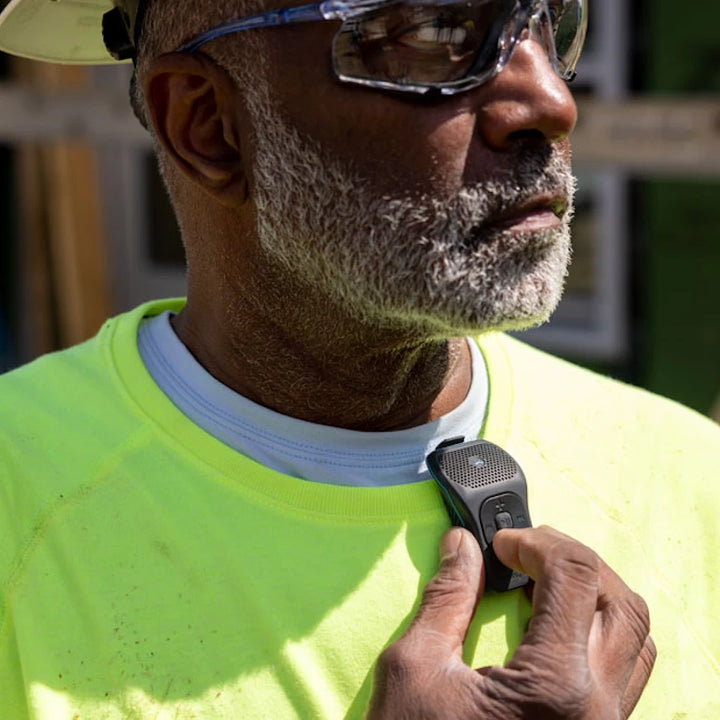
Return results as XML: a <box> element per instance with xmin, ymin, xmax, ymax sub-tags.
<box><xmin>231</xmin><ymin>17</ymin><xmax>578</xmax><ymax>336</ymax></box>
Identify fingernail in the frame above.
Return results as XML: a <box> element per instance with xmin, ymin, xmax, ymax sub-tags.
<box><xmin>440</xmin><ymin>527</ymin><xmax>462</xmax><ymax>561</ymax></box>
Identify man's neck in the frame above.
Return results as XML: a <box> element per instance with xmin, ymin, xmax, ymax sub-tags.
<box><xmin>171</xmin><ymin>291</ymin><xmax>472</xmax><ymax>432</ymax></box>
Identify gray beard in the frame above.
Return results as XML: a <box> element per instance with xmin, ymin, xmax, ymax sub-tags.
<box><xmin>242</xmin><ymin>81</ymin><xmax>576</xmax><ymax>338</ymax></box>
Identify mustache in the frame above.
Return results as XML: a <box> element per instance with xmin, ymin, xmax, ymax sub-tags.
<box><xmin>379</xmin><ymin>146</ymin><xmax>575</xmax><ymax>234</ymax></box>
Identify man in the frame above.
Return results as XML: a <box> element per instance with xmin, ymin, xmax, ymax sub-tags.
<box><xmin>0</xmin><ymin>0</ymin><xmax>718</xmax><ymax>718</ymax></box>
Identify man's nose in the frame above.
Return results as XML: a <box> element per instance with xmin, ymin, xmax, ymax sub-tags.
<box><xmin>474</xmin><ymin>37</ymin><xmax>578</xmax><ymax>151</ymax></box>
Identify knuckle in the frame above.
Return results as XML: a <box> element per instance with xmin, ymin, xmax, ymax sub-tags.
<box><xmin>518</xmin><ymin>526</ymin><xmax>600</xmax><ymax>585</ymax></box>
<box><xmin>495</xmin><ymin>646</ymin><xmax>592</xmax><ymax>718</ymax></box>
<box><xmin>627</xmin><ymin>591</ymin><xmax>651</xmax><ymax>632</ymax></box>
<box><xmin>642</xmin><ymin>635</ymin><xmax>658</xmax><ymax>672</ymax></box>
<box><xmin>543</xmin><ymin>538</ymin><xmax>599</xmax><ymax>585</ymax></box>
<box><xmin>376</xmin><ymin>642</ymin><xmax>413</xmax><ymax>681</ymax></box>
<box><xmin>621</xmin><ymin>590</ymin><xmax>652</xmax><ymax>643</ymax></box>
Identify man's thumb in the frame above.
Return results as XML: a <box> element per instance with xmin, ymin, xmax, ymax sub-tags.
<box><xmin>405</xmin><ymin>527</ymin><xmax>485</xmax><ymax>652</ymax></box>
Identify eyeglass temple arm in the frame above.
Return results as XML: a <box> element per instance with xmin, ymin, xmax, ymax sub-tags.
<box><xmin>177</xmin><ymin>0</ymin><xmax>387</xmax><ymax>53</ymax></box>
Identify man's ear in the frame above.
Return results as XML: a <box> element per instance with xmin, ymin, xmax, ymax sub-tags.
<box><xmin>142</xmin><ymin>52</ymin><xmax>247</xmax><ymax>206</ymax></box>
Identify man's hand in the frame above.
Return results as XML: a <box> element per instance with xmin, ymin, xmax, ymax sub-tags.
<box><xmin>367</xmin><ymin>526</ymin><xmax>656</xmax><ymax>720</ymax></box>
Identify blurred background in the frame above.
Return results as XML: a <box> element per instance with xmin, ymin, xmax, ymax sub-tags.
<box><xmin>0</xmin><ymin>0</ymin><xmax>718</xmax><ymax>421</ymax></box>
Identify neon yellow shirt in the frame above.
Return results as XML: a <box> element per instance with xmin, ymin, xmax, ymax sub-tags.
<box><xmin>1</xmin><ymin>299</ymin><xmax>718</xmax><ymax>718</ymax></box>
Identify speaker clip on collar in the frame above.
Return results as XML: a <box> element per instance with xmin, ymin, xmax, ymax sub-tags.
<box><xmin>427</xmin><ymin>437</ymin><xmax>532</xmax><ymax>593</ymax></box>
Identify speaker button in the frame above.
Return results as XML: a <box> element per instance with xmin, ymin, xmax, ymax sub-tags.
<box><xmin>494</xmin><ymin>511</ymin><xmax>514</xmax><ymax>530</ymax></box>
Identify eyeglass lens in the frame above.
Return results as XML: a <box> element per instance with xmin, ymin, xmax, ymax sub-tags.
<box><xmin>333</xmin><ymin>0</ymin><xmax>584</xmax><ymax>89</ymax></box>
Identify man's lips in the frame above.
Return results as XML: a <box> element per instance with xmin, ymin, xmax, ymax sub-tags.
<box><xmin>480</xmin><ymin>196</ymin><xmax>568</xmax><ymax>235</ymax></box>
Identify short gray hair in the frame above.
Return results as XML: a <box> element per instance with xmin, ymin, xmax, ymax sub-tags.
<box><xmin>130</xmin><ymin>0</ymin><xmax>264</xmax><ymax>127</ymax></box>
<box><xmin>127</xmin><ymin>0</ymin><xmax>267</xmax><ymax>233</ymax></box>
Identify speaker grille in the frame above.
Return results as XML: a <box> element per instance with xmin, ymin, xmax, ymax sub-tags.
<box><xmin>437</xmin><ymin>443</ymin><xmax>518</xmax><ymax>488</ymax></box>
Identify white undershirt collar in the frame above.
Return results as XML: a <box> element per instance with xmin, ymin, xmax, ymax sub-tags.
<box><xmin>138</xmin><ymin>311</ymin><xmax>488</xmax><ymax>487</ymax></box>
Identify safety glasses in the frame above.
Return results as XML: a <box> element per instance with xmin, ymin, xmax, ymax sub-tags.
<box><xmin>177</xmin><ymin>0</ymin><xmax>588</xmax><ymax>96</ymax></box>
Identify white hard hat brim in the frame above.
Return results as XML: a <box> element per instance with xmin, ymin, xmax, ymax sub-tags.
<box><xmin>0</xmin><ymin>0</ymin><xmax>128</xmax><ymax>64</ymax></box>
